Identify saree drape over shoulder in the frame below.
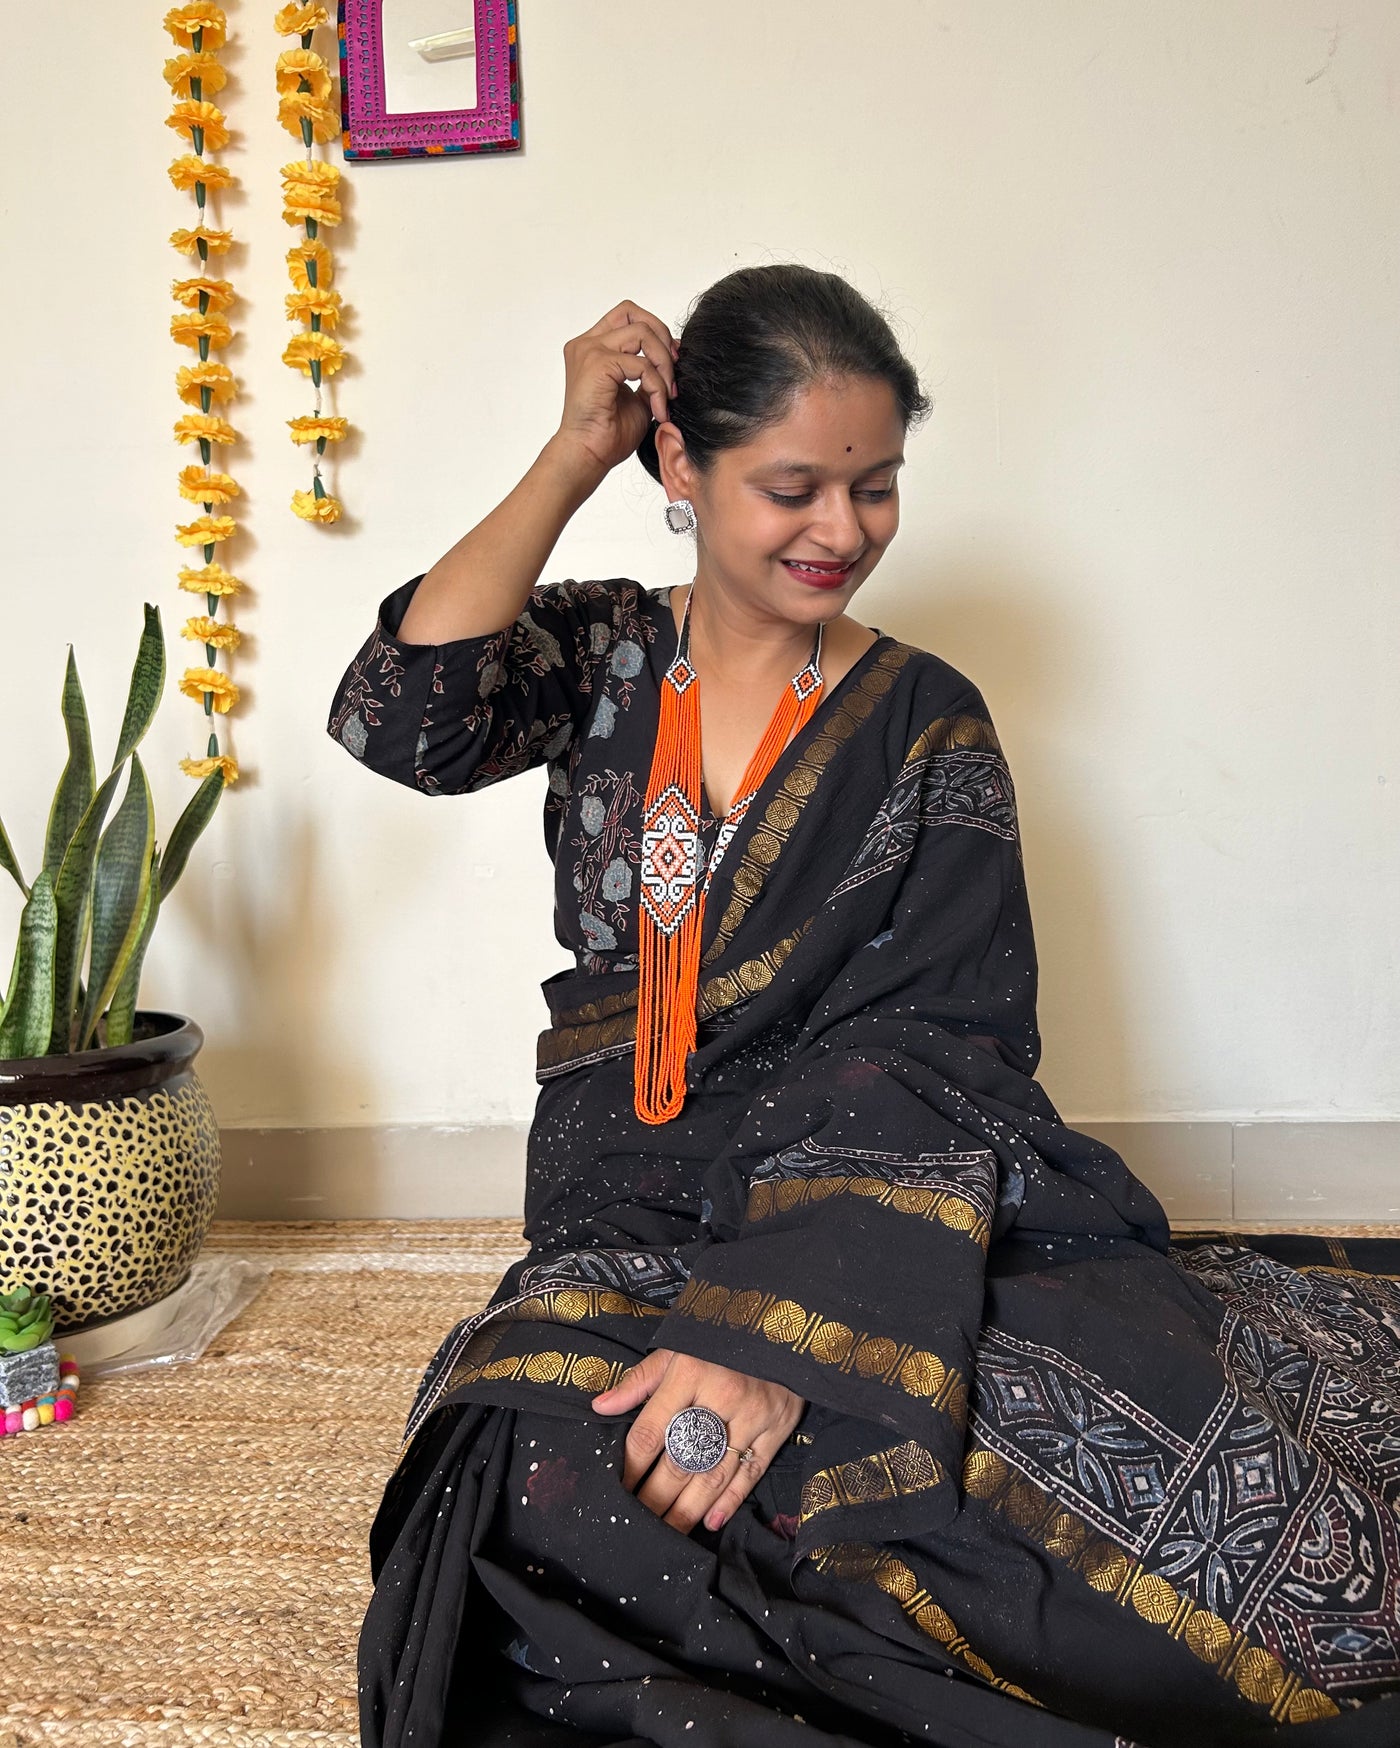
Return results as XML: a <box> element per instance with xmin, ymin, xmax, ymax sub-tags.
<box><xmin>330</xmin><ymin>576</ymin><xmax>1400</xmax><ymax>1748</ymax></box>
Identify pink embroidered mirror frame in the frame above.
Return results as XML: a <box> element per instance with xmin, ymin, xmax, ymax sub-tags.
<box><xmin>338</xmin><ymin>0</ymin><xmax>521</xmax><ymax>162</ymax></box>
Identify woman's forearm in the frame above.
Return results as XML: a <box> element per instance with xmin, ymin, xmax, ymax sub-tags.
<box><xmin>395</xmin><ymin>436</ymin><xmax>608</xmax><ymax>646</ymax></box>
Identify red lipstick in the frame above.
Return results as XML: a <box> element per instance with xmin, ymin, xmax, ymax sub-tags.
<box><xmin>781</xmin><ymin>558</ymin><xmax>857</xmax><ymax>591</ymax></box>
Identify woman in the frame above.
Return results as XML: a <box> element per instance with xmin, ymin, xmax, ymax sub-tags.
<box><xmin>331</xmin><ymin>267</ymin><xmax>1400</xmax><ymax>1748</ymax></box>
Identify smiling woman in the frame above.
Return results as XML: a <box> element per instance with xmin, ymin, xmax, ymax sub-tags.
<box><xmin>331</xmin><ymin>267</ymin><xmax>1400</xmax><ymax>1747</ymax></box>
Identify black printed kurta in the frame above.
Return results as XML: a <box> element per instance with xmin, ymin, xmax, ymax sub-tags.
<box><xmin>332</xmin><ymin>574</ymin><xmax>1400</xmax><ymax>1748</ymax></box>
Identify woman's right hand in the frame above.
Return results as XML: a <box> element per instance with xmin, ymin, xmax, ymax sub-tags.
<box><xmin>551</xmin><ymin>300</ymin><xmax>679</xmax><ymax>479</ymax></box>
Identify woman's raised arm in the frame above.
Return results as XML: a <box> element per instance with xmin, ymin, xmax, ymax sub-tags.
<box><xmin>395</xmin><ymin>300</ymin><xmax>679</xmax><ymax>646</ymax></box>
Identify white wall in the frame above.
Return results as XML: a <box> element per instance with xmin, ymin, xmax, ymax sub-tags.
<box><xmin>1</xmin><ymin>3</ymin><xmax>1396</xmax><ymax>1159</ymax></box>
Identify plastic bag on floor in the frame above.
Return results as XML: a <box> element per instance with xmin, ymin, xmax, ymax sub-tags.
<box><xmin>61</xmin><ymin>1252</ymin><xmax>272</xmax><ymax>1379</ymax></box>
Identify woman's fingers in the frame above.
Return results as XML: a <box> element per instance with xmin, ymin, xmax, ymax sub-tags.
<box><xmin>590</xmin><ymin>1349</ymin><xmax>665</xmax><ymax>1417</ymax></box>
<box><xmin>585</xmin><ymin>299</ymin><xmax>676</xmax><ymax>359</ymax></box>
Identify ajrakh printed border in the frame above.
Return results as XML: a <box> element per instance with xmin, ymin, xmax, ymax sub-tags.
<box><xmin>961</xmin><ymin>1445</ymin><xmax>1339</xmax><ymax>1724</ymax></box>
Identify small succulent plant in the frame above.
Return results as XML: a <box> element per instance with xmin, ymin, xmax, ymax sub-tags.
<box><xmin>0</xmin><ymin>1286</ymin><xmax>55</xmax><ymax>1354</ymax></box>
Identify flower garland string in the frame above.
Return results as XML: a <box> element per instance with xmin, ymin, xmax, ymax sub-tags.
<box><xmin>165</xmin><ymin>3</ymin><xmax>241</xmax><ymax>784</ymax></box>
<box><xmin>275</xmin><ymin>4</ymin><xmax>348</xmax><ymax>524</ymax></box>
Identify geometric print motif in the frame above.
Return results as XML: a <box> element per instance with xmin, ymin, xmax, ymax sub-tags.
<box><xmin>836</xmin><ymin>745</ymin><xmax>1019</xmax><ymax>898</ymax></box>
<box><xmin>1173</xmin><ymin>1242</ymin><xmax>1400</xmax><ymax>1506</ymax></box>
<box><xmin>972</xmin><ymin>1320</ymin><xmax>1400</xmax><ymax>1704</ymax></box>
<box><xmin>960</xmin><ymin>1443</ymin><xmax>1340</xmax><ymax>1725</ymax></box>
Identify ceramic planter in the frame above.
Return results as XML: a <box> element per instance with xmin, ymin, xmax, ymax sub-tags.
<box><xmin>0</xmin><ymin>1013</ymin><xmax>221</xmax><ymax>1333</ymax></box>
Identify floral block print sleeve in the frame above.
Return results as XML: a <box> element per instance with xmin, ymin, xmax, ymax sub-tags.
<box><xmin>327</xmin><ymin>574</ymin><xmax>633</xmax><ymax>795</ymax></box>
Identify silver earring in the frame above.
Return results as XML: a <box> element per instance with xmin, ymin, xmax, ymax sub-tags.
<box><xmin>664</xmin><ymin>498</ymin><xmax>697</xmax><ymax>536</ymax></box>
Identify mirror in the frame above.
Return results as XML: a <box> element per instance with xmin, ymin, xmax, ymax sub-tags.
<box><xmin>339</xmin><ymin>0</ymin><xmax>520</xmax><ymax>161</ymax></box>
<box><xmin>381</xmin><ymin>1</ymin><xmax>478</xmax><ymax>114</ymax></box>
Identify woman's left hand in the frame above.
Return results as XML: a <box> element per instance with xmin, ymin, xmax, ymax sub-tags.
<box><xmin>591</xmin><ymin>1348</ymin><xmax>805</xmax><ymax>1534</ymax></box>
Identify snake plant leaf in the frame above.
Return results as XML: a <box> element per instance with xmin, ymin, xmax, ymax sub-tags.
<box><xmin>49</xmin><ymin>762</ymin><xmax>126</xmax><ymax>1054</ymax></box>
<box><xmin>0</xmin><ymin>870</ymin><xmax>57</xmax><ymax>1061</ymax></box>
<box><xmin>42</xmin><ymin>649</ymin><xmax>96</xmax><ymax>877</ymax></box>
<box><xmin>0</xmin><ymin>811</ymin><xmax>27</xmax><ymax>898</ymax></box>
<box><xmin>158</xmin><ymin>768</ymin><xmax>225</xmax><ymax>901</ymax></box>
<box><xmin>105</xmin><ymin>852</ymin><xmax>160</xmax><ymax>1049</ymax></box>
<box><xmin>79</xmin><ymin>755</ymin><xmax>155</xmax><ymax>1052</ymax></box>
<box><xmin>111</xmin><ymin>604</ymin><xmax>166</xmax><ymax>772</ymax></box>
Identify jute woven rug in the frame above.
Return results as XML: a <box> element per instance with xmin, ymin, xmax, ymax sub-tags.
<box><xmin>1</xmin><ymin>1219</ymin><xmax>531</xmax><ymax>1748</ymax></box>
<box><xmin>4</xmin><ymin>1217</ymin><xmax>1398</xmax><ymax>1747</ymax></box>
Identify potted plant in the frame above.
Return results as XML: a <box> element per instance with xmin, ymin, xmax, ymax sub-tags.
<box><xmin>0</xmin><ymin>606</ymin><xmax>226</xmax><ymax>1334</ymax></box>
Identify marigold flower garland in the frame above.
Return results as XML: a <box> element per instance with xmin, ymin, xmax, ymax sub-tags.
<box><xmin>165</xmin><ymin>3</ymin><xmax>242</xmax><ymax>784</ymax></box>
<box><xmin>275</xmin><ymin>4</ymin><xmax>348</xmax><ymax>524</ymax></box>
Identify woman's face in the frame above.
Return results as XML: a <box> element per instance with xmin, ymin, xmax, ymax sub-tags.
<box><xmin>658</xmin><ymin>374</ymin><xmax>906</xmax><ymax>630</ymax></box>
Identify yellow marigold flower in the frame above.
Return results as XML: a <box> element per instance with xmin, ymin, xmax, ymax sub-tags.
<box><xmin>276</xmin><ymin>48</ymin><xmax>332</xmax><ymax>100</ymax></box>
<box><xmin>170</xmin><ymin>225</ymin><xmax>234</xmax><ymax>256</ymax></box>
<box><xmin>278</xmin><ymin>94</ymin><xmax>340</xmax><ymax>142</ymax></box>
<box><xmin>182</xmin><ymin>614</ymin><xmax>242</xmax><ymax>649</ymax></box>
<box><xmin>171</xmin><ymin>275</ymin><xmax>236</xmax><ymax>311</ymax></box>
<box><xmin>163</xmin><ymin>51</ymin><xmax>227</xmax><ymax>95</ymax></box>
<box><xmin>282</xmin><ymin>190</ymin><xmax>342</xmax><ymax>228</ymax></box>
<box><xmin>274</xmin><ymin>2</ymin><xmax>329</xmax><ymax>34</ymax></box>
<box><xmin>171</xmin><ymin>311</ymin><xmax>234</xmax><ymax>351</ymax></box>
<box><xmin>178</xmin><ymin>465</ymin><xmax>240</xmax><ymax>504</ymax></box>
<box><xmin>282</xmin><ymin>331</ymin><xmax>345</xmax><ymax>376</ymax></box>
<box><xmin>180</xmin><ymin>754</ymin><xmax>240</xmax><ymax>783</ymax></box>
<box><xmin>176</xmin><ymin>361</ymin><xmax>236</xmax><ymax>407</ymax></box>
<box><xmin>285</xmin><ymin>288</ymin><xmax>343</xmax><ymax>327</ymax></box>
<box><xmin>292</xmin><ymin>489</ymin><xmax>342</xmax><ymax>524</ymax></box>
<box><xmin>174</xmin><ymin>412</ymin><xmax>239</xmax><ymax>445</ymax></box>
<box><xmin>168</xmin><ymin>154</ymin><xmax>236</xmax><ymax>193</ymax></box>
<box><xmin>287</xmin><ymin>415</ymin><xmax>348</xmax><ymax>445</ymax></box>
<box><xmin>280</xmin><ymin>156</ymin><xmax>339</xmax><ymax>189</ymax></box>
<box><xmin>166</xmin><ymin>99</ymin><xmax>231</xmax><ymax>151</ymax></box>
<box><xmin>164</xmin><ymin>3</ymin><xmax>227</xmax><ymax>49</ymax></box>
<box><xmin>178</xmin><ymin>561</ymin><xmax>243</xmax><ymax>595</ymax></box>
<box><xmin>286</xmin><ymin>238</ymin><xmax>333</xmax><ymax>290</ymax></box>
<box><xmin>175</xmin><ymin>514</ymin><xmax>236</xmax><ymax>547</ymax></box>
<box><xmin>179</xmin><ymin>667</ymin><xmax>240</xmax><ymax>712</ymax></box>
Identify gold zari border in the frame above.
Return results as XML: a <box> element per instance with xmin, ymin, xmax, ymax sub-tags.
<box><xmin>962</xmin><ymin>1445</ymin><xmax>1339</xmax><ymax>1724</ymax></box>
<box><xmin>746</xmin><ymin>1176</ymin><xmax>991</xmax><ymax>1250</ymax></box>
<box><xmin>536</xmin><ymin>922</ymin><xmax>813</xmax><ymax>1076</ymax></box>
<box><xmin>667</xmin><ymin>1274</ymin><xmax>967</xmax><ymax>1426</ymax></box>
<box><xmin>807</xmin><ymin>1540</ymin><xmax>1042</xmax><ymax>1705</ymax></box>
<box><xmin>904</xmin><ymin>712</ymin><xmax>1003</xmax><ymax>763</ymax></box>
<box><xmin>800</xmin><ymin>1438</ymin><xmax>944</xmax><ymax>1525</ymax></box>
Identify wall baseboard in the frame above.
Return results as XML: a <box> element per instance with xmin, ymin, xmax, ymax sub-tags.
<box><xmin>214</xmin><ymin>1120</ymin><xmax>1400</xmax><ymax>1225</ymax></box>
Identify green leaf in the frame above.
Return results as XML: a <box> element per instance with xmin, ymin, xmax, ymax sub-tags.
<box><xmin>105</xmin><ymin>852</ymin><xmax>160</xmax><ymax>1049</ymax></box>
<box><xmin>49</xmin><ymin>763</ymin><xmax>125</xmax><ymax>1054</ymax></box>
<box><xmin>0</xmin><ymin>811</ymin><xmax>27</xmax><ymax>898</ymax></box>
<box><xmin>111</xmin><ymin>604</ymin><xmax>166</xmax><ymax>771</ymax></box>
<box><xmin>79</xmin><ymin>756</ymin><xmax>155</xmax><ymax>1052</ymax></box>
<box><xmin>0</xmin><ymin>870</ymin><xmax>57</xmax><ymax>1060</ymax></box>
<box><xmin>43</xmin><ymin>649</ymin><xmax>96</xmax><ymax>877</ymax></box>
<box><xmin>159</xmin><ymin>768</ymin><xmax>225</xmax><ymax>900</ymax></box>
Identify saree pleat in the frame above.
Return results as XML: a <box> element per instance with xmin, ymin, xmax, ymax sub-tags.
<box><xmin>332</xmin><ymin>575</ymin><xmax>1400</xmax><ymax>1746</ymax></box>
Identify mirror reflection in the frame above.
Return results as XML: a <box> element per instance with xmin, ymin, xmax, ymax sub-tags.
<box><xmin>381</xmin><ymin>0</ymin><xmax>479</xmax><ymax>114</ymax></box>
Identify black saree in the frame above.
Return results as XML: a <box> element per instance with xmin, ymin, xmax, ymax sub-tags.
<box><xmin>331</xmin><ymin>574</ymin><xmax>1400</xmax><ymax>1748</ymax></box>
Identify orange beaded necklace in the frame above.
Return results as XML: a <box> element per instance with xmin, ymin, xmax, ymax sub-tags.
<box><xmin>634</xmin><ymin>585</ymin><xmax>825</xmax><ymax>1125</ymax></box>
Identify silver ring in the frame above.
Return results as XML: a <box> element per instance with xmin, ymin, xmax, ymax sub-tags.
<box><xmin>664</xmin><ymin>1404</ymin><xmax>753</xmax><ymax>1475</ymax></box>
